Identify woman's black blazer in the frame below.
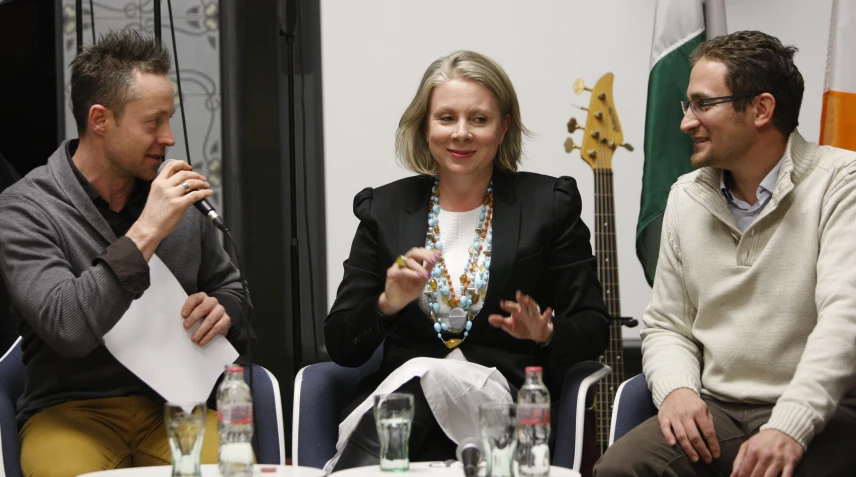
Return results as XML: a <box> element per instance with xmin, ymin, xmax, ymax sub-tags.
<box><xmin>325</xmin><ymin>168</ymin><xmax>610</xmax><ymax>396</ymax></box>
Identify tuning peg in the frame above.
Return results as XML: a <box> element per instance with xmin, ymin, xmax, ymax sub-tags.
<box><xmin>573</xmin><ymin>78</ymin><xmax>591</xmax><ymax>95</ymax></box>
<box><xmin>620</xmin><ymin>143</ymin><xmax>635</xmax><ymax>152</ymax></box>
<box><xmin>563</xmin><ymin>137</ymin><xmax>580</xmax><ymax>154</ymax></box>
<box><xmin>567</xmin><ymin>117</ymin><xmax>583</xmax><ymax>133</ymax></box>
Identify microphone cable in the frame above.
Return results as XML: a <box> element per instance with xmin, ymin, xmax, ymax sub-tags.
<box><xmin>161</xmin><ymin>0</ymin><xmax>258</xmax><ymax>451</ymax></box>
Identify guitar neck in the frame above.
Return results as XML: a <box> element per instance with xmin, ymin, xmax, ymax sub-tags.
<box><xmin>594</xmin><ymin>168</ymin><xmax>624</xmax><ymax>454</ymax></box>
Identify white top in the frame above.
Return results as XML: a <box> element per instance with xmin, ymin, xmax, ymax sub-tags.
<box><xmin>418</xmin><ymin>206</ymin><xmax>489</xmax><ymax>322</ymax></box>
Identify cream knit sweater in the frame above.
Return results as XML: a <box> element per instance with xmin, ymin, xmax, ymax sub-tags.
<box><xmin>641</xmin><ymin>131</ymin><xmax>856</xmax><ymax>448</ymax></box>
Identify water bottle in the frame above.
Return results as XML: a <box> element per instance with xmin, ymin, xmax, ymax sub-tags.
<box><xmin>517</xmin><ymin>366</ymin><xmax>550</xmax><ymax>477</ymax></box>
<box><xmin>217</xmin><ymin>365</ymin><xmax>254</xmax><ymax>477</ymax></box>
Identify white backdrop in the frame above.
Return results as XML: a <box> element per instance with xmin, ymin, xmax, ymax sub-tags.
<box><xmin>320</xmin><ymin>0</ymin><xmax>832</xmax><ymax>343</ymax></box>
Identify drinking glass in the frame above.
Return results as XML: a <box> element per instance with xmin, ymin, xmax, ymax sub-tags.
<box><xmin>373</xmin><ymin>393</ymin><xmax>415</xmax><ymax>472</ymax></box>
<box><xmin>480</xmin><ymin>402</ymin><xmax>517</xmax><ymax>477</ymax></box>
<box><xmin>165</xmin><ymin>402</ymin><xmax>207</xmax><ymax>477</ymax></box>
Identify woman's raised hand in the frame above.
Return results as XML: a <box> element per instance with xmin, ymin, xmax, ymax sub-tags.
<box><xmin>488</xmin><ymin>291</ymin><xmax>554</xmax><ymax>343</ymax></box>
<box><xmin>377</xmin><ymin>248</ymin><xmax>440</xmax><ymax>316</ymax></box>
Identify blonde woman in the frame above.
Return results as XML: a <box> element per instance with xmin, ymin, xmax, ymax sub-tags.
<box><xmin>325</xmin><ymin>50</ymin><xmax>609</xmax><ymax>470</ymax></box>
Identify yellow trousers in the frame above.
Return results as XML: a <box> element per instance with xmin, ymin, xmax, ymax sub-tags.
<box><xmin>19</xmin><ymin>396</ymin><xmax>220</xmax><ymax>477</ymax></box>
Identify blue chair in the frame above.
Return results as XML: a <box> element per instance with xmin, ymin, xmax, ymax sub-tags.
<box><xmin>607</xmin><ymin>373</ymin><xmax>658</xmax><ymax>447</ymax></box>
<box><xmin>292</xmin><ymin>349</ymin><xmax>610</xmax><ymax>474</ymax></box>
<box><xmin>0</xmin><ymin>338</ymin><xmax>23</xmax><ymax>477</ymax></box>
<box><xmin>0</xmin><ymin>338</ymin><xmax>285</xmax><ymax>476</ymax></box>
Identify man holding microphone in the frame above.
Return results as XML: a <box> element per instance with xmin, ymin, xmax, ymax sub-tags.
<box><xmin>0</xmin><ymin>30</ymin><xmax>251</xmax><ymax>476</ymax></box>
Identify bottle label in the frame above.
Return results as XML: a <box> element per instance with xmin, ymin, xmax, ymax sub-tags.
<box><xmin>218</xmin><ymin>403</ymin><xmax>253</xmax><ymax>425</ymax></box>
<box><xmin>518</xmin><ymin>405</ymin><xmax>550</xmax><ymax>425</ymax></box>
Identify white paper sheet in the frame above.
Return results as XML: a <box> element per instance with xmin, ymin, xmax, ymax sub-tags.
<box><xmin>103</xmin><ymin>254</ymin><xmax>239</xmax><ymax>404</ymax></box>
<box><xmin>323</xmin><ymin>350</ymin><xmax>513</xmax><ymax>472</ymax></box>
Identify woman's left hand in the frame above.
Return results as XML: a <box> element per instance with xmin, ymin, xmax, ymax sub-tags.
<box><xmin>488</xmin><ymin>291</ymin><xmax>554</xmax><ymax>344</ymax></box>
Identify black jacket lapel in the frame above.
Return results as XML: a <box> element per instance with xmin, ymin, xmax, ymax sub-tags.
<box><xmin>398</xmin><ymin>176</ymin><xmax>433</xmax><ymax>255</ymax></box>
<box><xmin>476</xmin><ymin>170</ymin><xmax>519</xmax><ymax>323</ymax></box>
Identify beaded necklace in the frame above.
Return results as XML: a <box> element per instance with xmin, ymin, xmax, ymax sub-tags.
<box><xmin>424</xmin><ymin>177</ymin><xmax>493</xmax><ymax>349</ymax></box>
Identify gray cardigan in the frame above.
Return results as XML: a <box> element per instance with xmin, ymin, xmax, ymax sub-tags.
<box><xmin>0</xmin><ymin>141</ymin><xmax>251</xmax><ymax>425</ymax></box>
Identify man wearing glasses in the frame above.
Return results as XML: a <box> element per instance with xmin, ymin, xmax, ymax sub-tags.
<box><xmin>596</xmin><ymin>31</ymin><xmax>856</xmax><ymax>477</ymax></box>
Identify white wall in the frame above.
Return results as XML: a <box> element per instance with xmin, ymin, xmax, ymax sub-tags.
<box><xmin>320</xmin><ymin>0</ymin><xmax>832</xmax><ymax>344</ymax></box>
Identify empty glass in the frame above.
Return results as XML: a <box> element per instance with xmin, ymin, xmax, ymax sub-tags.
<box><xmin>373</xmin><ymin>393</ymin><xmax>415</xmax><ymax>472</ymax></box>
<box><xmin>480</xmin><ymin>402</ymin><xmax>517</xmax><ymax>477</ymax></box>
<box><xmin>165</xmin><ymin>402</ymin><xmax>207</xmax><ymax>477</ymax></box>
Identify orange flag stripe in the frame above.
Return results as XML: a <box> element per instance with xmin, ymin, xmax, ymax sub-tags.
<box><xmin>820</xmin><ymin>90</ymin><xmax>856</xmax><ymax>151</ymax></box>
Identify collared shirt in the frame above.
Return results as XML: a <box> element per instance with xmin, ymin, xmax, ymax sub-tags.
<box><xmin>66</xmin><ymin>140</ymin><xmax>150</xmax><ymax>295</ymax></box>
<box><xmin>720</xmin><ymin>158</ymin><xmax>783</xmax><ymax>233</ymax></box>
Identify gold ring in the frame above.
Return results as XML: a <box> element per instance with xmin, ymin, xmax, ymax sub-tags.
<box><xmin>395</xmin><ymin>255</ymin><xmax>407</xmax><ymax>268</ymax></box>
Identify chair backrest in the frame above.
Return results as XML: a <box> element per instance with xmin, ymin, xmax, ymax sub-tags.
<box><xmin>608</xmin><ymin>373</ymin><xmax>657</xmax><ymax>447</ymax></box>
<box><xmin>0</xmin><ymin>337</ymin><xmax>24</xmax><ymax>477</ymax></box>
<box><xmin>552</xmin><ymin>361</ymin><xmax>611</xmax><ymax>472</ymax></box>
<box><xmin>246</xmin><ymin>364</ymin><xmax>286</xmax><ymax>465</ymax></box>
<box><xmin>292</xmin><ymin>345</ymin><xmax>383</xmax><ymax>469</ymax></box>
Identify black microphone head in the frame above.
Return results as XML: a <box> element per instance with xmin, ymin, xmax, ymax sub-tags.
<box><xmin>456</xmin><ymin>437</ymin><xmax>483</xmax><ymax>462</ymax></box>
<box><xmin>457</xmin><ymin>437</ymin><xmax>482</xmax><ymax>477</ymax></box>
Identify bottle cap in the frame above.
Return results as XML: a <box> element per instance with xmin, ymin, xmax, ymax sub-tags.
<box><xmin>226</xmin><ymin>364</ymin><xmax>245</xmax><ymax>373</ymax></box>
<box><xmin>525</xmin><ymin>366</ymin><xmax>543</xmax><ymax>374</ymax></box>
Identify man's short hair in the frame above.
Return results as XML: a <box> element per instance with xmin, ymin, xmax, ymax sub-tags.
<box><xmin>70</xmin><ymin>30</ymin><xmax>171</xmax><ymax>135</ymax></box>
<box><xmin>690</xmin><ymin>30</ymin><xmax>804</xmax><ymax>137</ymax></box>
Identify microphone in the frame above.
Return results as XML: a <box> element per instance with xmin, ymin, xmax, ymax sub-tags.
<box><xmin>456</xmin><ymin>437</ymin><xmax>483</xmax><ymax>477</ymax></box>
<box><xmin>158</xmin><ymin>159</ymin><xmax>227</xmax><ymax>231</ymax></box>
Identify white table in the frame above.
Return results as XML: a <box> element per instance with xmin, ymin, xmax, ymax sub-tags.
<box><xmin>329</xmin><ymin>461</ymin><xmax>581</xmax><ymax>477</ymax></box>
<box><xmin>78</xmin><ymin>464</ymin><xmax>326</xmax><ymax>477</ymax></box>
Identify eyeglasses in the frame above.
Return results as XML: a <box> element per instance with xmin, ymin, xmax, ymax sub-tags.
<box><xmin>681</xmin><ymin>92</ymin><xmax>761</xmax><ymax>115</ymax></box>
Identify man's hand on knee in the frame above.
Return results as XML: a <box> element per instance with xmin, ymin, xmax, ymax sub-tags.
<box><xmin>730</xmin><ymin>429</ymin><xmax>803</xmax><ymax>477</ymax></box>
<box><xmin>658</xmin><ymin>388</ymin><xmax>721</xmax><ymax>464</ymax></box>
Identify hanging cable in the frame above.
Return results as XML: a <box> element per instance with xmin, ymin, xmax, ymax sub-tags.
<box><xmin>88</xmin><ymin>0</ymin><xmax>95</xmax><ymax>44</ymax></box>
<box><xmin>75</xmin><ymin>0</ymin><xmax>83</xmax><ymax>54</ymax></box>
<box><xmin>165</xmin><ymin>0</ymin><xmax>191</xmax><ymax>167</ymax></box>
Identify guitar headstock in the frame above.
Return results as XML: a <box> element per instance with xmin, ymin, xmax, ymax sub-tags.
<box><xmin>564</xmin><ymin>73</ymin><xmax>633</xmax><ymax>170</ymax></box>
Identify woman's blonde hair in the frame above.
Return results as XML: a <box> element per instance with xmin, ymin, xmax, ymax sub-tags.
<box><xmin>395</xmin><ymin>50</ymin><xmax>530</xmax><ymax>175</ymax></box>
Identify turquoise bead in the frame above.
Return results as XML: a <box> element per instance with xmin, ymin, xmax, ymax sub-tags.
<box><xmin>432</xmin><ymin>303</ymin><xmax>440</xmax><ymax>313</ymax></box>
<box><xmin>465</xmin><ymin>321</ymin><xmax>472</xmax><ymax>330</ymax></box>
<box><xmin>437</xmin><ymin>333</ymin><xmax>442</xmax><ymax>339</ymax></box>
<box><xmin>440</xmin><ymin>286</ymin><xmax>450</xmax><ymax>296</ymax></box>
<box><xmin>426</xmin><ymin>243</ymin><xmax>433</xmax><ymax>250</ymax></box>
<box><xmin>487</xmin><ymin>233</ymin><xmax>492</xmax><ymax>244</ymax></box>
<box><xmin>436</xmin><ymin>241</ymin><xmax>443</xmax><ymax>250</ymax></box>
<box><xmin>433</xmin><ymin>204</ymin><xmax>440</xmax><ymax>213</ymax></box>
<box><xmin>441</xmin><ymin>323</ymin><xmax>449</xmax><ymax>331</ymax></box>
<box><xmin>463</xmin><ymin>331</ymin><xmax>469</xmax><ymax>337</ymax></box>
<box><xmin>475</xmin><ymin>279</ymin><xmax>483</xmax><ymax>289</ymax></box>
<box><xmin>460</xmin><ymin>297</ymin><xmax>469</xmax><ymax>308</ymax></box>
<box><xmin>434</xmin><ymin>322</ymin><xmax>441</xmax><ymax>333</ymax></box>
<box><xmin>485</xmin><ymin>258</ymin><xmax>491</xmax><ymax>268</ymax></box>
<box><xmin>479</xmin><ymin>212</ymin><xmax>485</xmax><ymax>221</ymax></box>
<box><xmin>432</xmin><ymin>267</ymin><xmax>442</xmax><ymax>277</ymax></box>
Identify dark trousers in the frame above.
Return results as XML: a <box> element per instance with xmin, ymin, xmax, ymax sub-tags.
<box><xmin>594</xmin><ymin>396</ymin><xmax>856</xmax><ymax>477</ymax></box>
<box><xmin>332</xmin><ymin>377</ymin><xmax>458</xmax><ymax>471</ymax></box>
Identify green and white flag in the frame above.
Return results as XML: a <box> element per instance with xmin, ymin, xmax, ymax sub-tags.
<box><xmin>636</xmin><ymin>0</ymin><xmax>727</xmax><ymax>286</ymax></box>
